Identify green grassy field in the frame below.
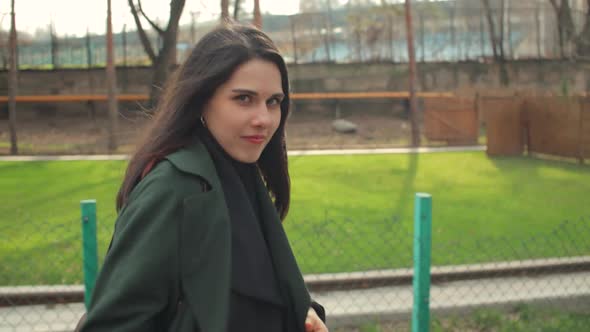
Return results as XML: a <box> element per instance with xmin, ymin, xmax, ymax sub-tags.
<box><xmin>1</xmin><ymin>151</ymin><xmax>589</xmax><ymax>286</ymax></box>
<box><xmin>343</xmin><ymin>305</ymin><xmax>590</xmax><ymax>331</ymax></box>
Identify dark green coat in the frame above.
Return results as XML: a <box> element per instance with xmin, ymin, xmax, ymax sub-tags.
<box><xmin>81</xmin><ymin>140</ymin><xmax>311</xmax><ymax>332</ymax></box>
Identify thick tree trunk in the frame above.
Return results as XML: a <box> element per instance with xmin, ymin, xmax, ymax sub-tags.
<box><xmin>221</xmin><ymin>0</ymin><xmax>230</xmax><ymax>22</ymax></box>
<box><xmin>128</xmin><ymin>0</ymin><xmax>185</xmax><ymax>107</ymax></box>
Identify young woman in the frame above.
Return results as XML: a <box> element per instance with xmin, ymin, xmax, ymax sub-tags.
<box><xmin>79</xmin><ymin>23</ymin><xmax>327</xmax><ymax>332</ymax></box>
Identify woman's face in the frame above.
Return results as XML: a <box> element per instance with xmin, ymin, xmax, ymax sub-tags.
<box><xmin>202</xmin><ymin>58</ymin><xmax>284</xmax><ymax>163</ymax></box>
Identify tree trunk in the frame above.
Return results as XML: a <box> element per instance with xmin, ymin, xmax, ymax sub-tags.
<box><xmin>405</xmin><ymin>0</ymin><xmax>420</xmax><ymax>147</ymax></box>
<box><xmin>8</xmin><ymin>0</ymin><xmax>18</xmax><ymax>155</ymax></box>
<box><xmin>253</xmin><ymin>0</ymin><xmax>262</xmax><ymax>29</ymax></box>
<box><xmin>498</xmin><ymin>0</ymin><xmax>506</xmax><ymax>60</ymax></box>
<box><xmin>550</xmin><ymin>0</ymin><xmax>575</xmax><ymax>58</ymax></box>
<box><xmin>233</xmin><ymin>0</ymin><xmax>241</xmax><ymax>20</ymax></box>
<box><xmin>221</xmin><ymin>0</ymin><xmax>230</xmax><ymax>22</ymax></box>
<box><xmin>498</xmin><ymin>0</ymin><xmax>509</xmax><ymax>86</ymax></box>
<box><xmin>576</xmin><ymin>0</ymin><xmax>590</xmax><ymax>56</ymax></box>
<box><xmin>106</xmin><ymin>0</ymin><xmax>119</xmax><ymax>152</ymax></box>
<box><xmin>482</xmin><ymin>0</ymin><xmax>509</xmax><ymax>86</ymax></box>
<box><xmin>50</xmin><ymin>22</ymin><xmax>59</xmax><ymax>69</ymax></box>
<box><xmin>128</xmin><ymin>0</ymin><xmax>185</xmax><ymax>107</ymax></box>
<box><xmin>482</xmin><ymin>0</ymin><xmax>498</xmax><ymax>59</ymax></box>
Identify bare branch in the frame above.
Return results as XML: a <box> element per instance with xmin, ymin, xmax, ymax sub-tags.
<box><xmin>138</xmin><ymin>0</ymin><xmax>165</xmax><ymax>35</ymax></box>
<box><xmin>128</xmin><ymin>0</ymin><xmax>156</xmax><ymax>62</ymax></box>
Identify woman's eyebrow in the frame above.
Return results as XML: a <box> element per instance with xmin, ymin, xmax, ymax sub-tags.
<box><xmin>231</xmin><ymin>88</ymin><xmax>257</xmax><ymax>95</ymax></box>
<box><xmin>231</xmin><ymin>89</ymin><xmax>284</xmax><ymax>99</ymax></box>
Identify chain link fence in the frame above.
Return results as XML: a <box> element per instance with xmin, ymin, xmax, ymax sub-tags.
<box><xmin>283</xmin><ymin>0</ymin><xmax>588</xmax><ymax>64</ymax></box>
<box><xmin>1</xmin><ymin>203</ymin><xmax>589</xmax><ymax>331</ymax></box>
<box><xmin>2</xmin><ymin>0</ymin><xmax>589</xmax><ymax>69</ymax></box>
<box><xmin>0</xmin><ymin>206</ymin><xmax>117</xmax><ymax>332</ymax></box>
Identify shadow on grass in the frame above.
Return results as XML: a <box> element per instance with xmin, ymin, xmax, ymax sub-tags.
<box><xmin>488</xmin><ymin>154</ymin><xmax>590</xmax><ymax>177</ymax></box>
<box><xmin>392</xmin><ymin>152</ymin><xmax>419</xmax><ymax>226</ymax></box>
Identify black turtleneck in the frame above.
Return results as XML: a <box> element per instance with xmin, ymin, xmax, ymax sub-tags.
<box><xmin>228</xmin><ymin>157</ymin><xmax>261</xmax><ymax>221</ymax></box>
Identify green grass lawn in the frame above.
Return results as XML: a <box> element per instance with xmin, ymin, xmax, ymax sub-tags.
<box><xmin>347</xmin><ymin>305</ymin><xmax>590</xmax><ymax>331</ymax></box>
<box><xmin>1</xmin><ymin>152</ymin><xmax>589</xmax><ymax>286</ymax></box>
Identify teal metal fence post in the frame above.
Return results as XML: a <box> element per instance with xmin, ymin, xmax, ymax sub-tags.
<box><xmin>81</xmin><ymin>200</ymin><xmax>98</xmax><ymax>309</ymax></box>
<box><xmin>412</xmin><ymin>193</ymin><xmax>432</xmax><ymax>332</ymax></box>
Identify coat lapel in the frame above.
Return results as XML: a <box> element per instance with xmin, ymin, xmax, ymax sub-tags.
<box><xmin>166</xmin><ymin>141</ymin><xmax>233</xmax><ymax>332</ymax></box>
<box><xmin>254</xmin><ymin>175</ymin><xmax>311</xmax><ymax>331</ymax></box>
<box><xmin>180</xmin><ymin>188</ymin><xmax>231</xmax><ymax>332</ymax></box>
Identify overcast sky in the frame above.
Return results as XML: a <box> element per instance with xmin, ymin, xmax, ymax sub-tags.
<box><xmin>0</xmin><ymin>0</ymin><xmax>304</xmax><ymax>37</ymax></box>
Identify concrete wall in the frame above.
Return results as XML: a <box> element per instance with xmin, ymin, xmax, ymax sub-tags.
<box><xmin>289</xmin><ymin>60</ymin><xmax>590</xmax><ymax>95</ymax></box>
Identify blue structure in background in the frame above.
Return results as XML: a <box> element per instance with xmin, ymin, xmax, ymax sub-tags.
<box><xmin>299</xmin><ymin>30</ymin><xmax>525</xmax><ymax>63</ymax></box>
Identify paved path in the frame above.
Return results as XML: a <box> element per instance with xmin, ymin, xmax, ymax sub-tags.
<box><xmin>1</xmin><ymin>271</ymin><xmax>588</xmax><ymax>331</ymax></box>
<box><xmin>0</xmin><ymin>146</ymin><xmax>486</xmax><ymax>162</ymax></box>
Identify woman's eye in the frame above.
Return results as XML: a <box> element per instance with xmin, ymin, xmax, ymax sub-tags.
<box><xmin>267</xmin><ymin>97</ymin><xmax>282</xmax><ymax>106</ymax></box>
<box><xmin>235</xmin><ymin>95</ymin><xmax>251</xmax><ymax>103</ymax></box>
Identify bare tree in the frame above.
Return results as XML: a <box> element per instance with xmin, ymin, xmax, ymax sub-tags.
<box><xmin>498</xmin><ymin>0</ymin><xmax>506</xmax><ymax>60</ymax></box>
<box><xmin>0</xmin><ymin>15</ymin><xmax>6</xmax><ymax>69</ymax></box>
<box><xmin>253</xmin><ymin>0</ymin><xmax>262</xmax><ymax>28</ymax></box>
<box><xmin>106</xmin><ymin>0</ymin><xmax>119</xmax><ymax>152</ymax></box>
<box><xmin>221</xmin><ymin>0</ymin><xmax>230</xmax><ymax>22</ymax></box>
<box><xmin>8</xmin><ymin>0</ymin><xmax>18</xmax><ymax>154</ymax></box>
<box><xmin>405</xmin><ymin>0</ymin><xmax>420</xmax><ymax>147</ymax></box>
<box><xmin>549</xmin><ymin>0</ymin><xmax>575</xmax><ymax>58</ymax></box>
<box><xmin>233</xmin><ymin>0</ymin><xmax>242</xmax><ymax>20</ymax></box>
<box><xmin>128</xmin><ymin>0</ymin><xmax>186</xmax><ymax>105</ymax></box>
<box><xmin>481</xmin><ymin>0</ymin><xmax>509</xmax><ymax>85</ymax></box>
<box><xmin>576</xmin><ymin>0</ymin><xmax>590</xmax><ymax>56</ymax></box>
<box><xmin>481</xmin><ymin>0</ymin><xmax>506</xmax><ymax>60</ymax></box>
<box><xmin>190</xmin><ymin>11</ymin><xmax>200</xmax><ymax>44</ymax></box>
<box><xmin>50</xmin><ymin>22</ymin><xmax>59</xmax><ymax>68</ymax></box>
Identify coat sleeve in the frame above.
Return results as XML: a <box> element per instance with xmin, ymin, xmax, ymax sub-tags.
<box><xmin>310</xmin><ymin>300</ymin><xmax>326</xmax><ymax>323</ymax></box>
<box><xmin>80</xmin><ymin>171</ymin><xmax>183</xmax><ymax>332</ymax></box>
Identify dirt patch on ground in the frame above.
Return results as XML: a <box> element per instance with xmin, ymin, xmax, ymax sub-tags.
<box><xmin>0</xmin><ymin>106</ymin><xmax>414</xmax><ymax>155</ymax></box>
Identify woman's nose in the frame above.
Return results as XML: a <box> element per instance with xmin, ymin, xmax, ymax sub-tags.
<box><xmin>252</xmin><ymin>103</ymin><xmax>272</xmax><ymax>127</ymax></box>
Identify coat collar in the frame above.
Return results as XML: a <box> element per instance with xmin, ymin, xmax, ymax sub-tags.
<box><xmin>164</xmin><ymin>138</ymin><xmax>222</xmax><ymax>190</ymax></box>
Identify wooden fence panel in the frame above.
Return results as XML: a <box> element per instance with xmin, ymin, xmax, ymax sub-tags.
<box><xmin>524</xmin><ymin>97</ymin><xmax>581</xmax><ymax>159</ymax></box>
<box><xmin>580</xmin><ymin>98</ymin><xmax>590</xmax><ymax>161</ymax></box>
<box><xmin>482</xmin><ymin>97</ymin><xmax>524</xmax><ymax>156</ymax></box>
<box><xmin>423</xmin><ymin>98</ymin><xmax>478</xmax><ymax>144</ymax></box>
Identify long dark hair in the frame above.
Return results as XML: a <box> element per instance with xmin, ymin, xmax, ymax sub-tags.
<box><xmin>117</xmin><ymin>23</ymin><xmax>291</xmax><ymax>220</ymax></box>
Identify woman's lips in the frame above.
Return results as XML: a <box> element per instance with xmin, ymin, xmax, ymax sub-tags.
<box><xmin>242</xmin><ymin>135</ymin><xmax>266</xmax><ymax>144</ymax></box>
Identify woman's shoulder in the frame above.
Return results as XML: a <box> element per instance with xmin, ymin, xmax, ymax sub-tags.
<box><xmin>129</xmin><ymin>159</ymin><xmax>208</xmax><ymax>205</ymax></box>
